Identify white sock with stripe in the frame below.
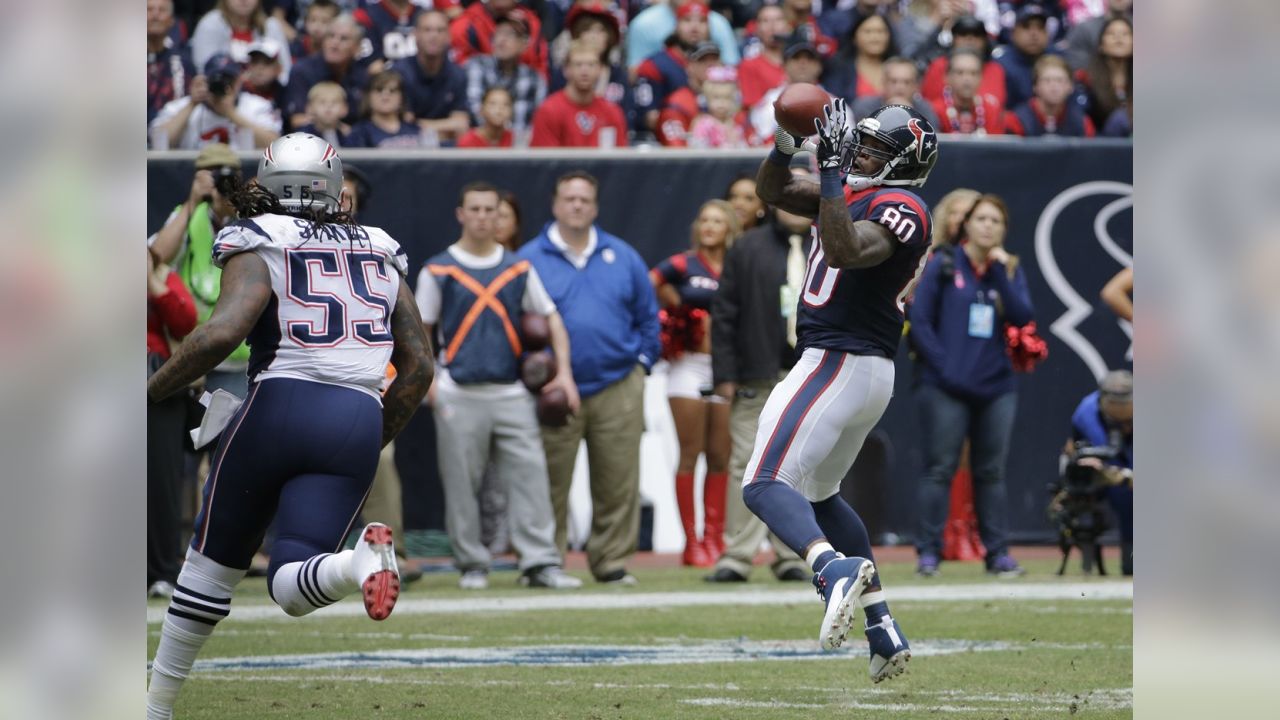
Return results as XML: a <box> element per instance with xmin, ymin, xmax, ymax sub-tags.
<box><xmin>148</xmin><ymin>549</ymin><xmax>245</xmax><ymax>719</ymax></box>
<box><xmin>269</xmin><ymin>551</ymin><xmax>358</xmax><ymax>617</ymax></box>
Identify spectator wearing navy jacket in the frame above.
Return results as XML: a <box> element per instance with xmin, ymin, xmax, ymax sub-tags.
<box><xmin>283</xmin><ymin>12</ymin><xmax>369</xmax><ymax>128</ymax></box>
<box><xmin>518</xmin><ymin>171</ymin><xmax>661</xmax><ymax>586</ymax></box>
<box><xmin>1006</xmin><ymin>55</ymin><xmax>1095</xmax><ymax>137</ymax></box>
<box><xmin>906</xmin><ymin>194</ymin><xmax>1033</xmax><ymax>579</ymax></box>
<box><xmin>393</xmin><ymin>9</ymin><xmax>470</xmax><ymax>144</ymax></box>
<box><xmin>991</xmin><ymin>3</ymin><xmax>1054</xmax><ymax>110</ymax></box>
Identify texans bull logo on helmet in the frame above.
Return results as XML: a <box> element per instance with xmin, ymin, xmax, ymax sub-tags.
<box><xmin>907</xmin><ymin>118</ymin><xmax>937</xmax><ymax>165</ymax></box>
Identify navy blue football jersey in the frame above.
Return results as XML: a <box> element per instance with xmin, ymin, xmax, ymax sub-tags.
<box><xmin>651</xmin><ymin>250</ymin><xmax>720</xmax><ymax>310</ymax></box>
<box><xmin>795</xmin><ymin>186</ymin><xmax>933</xmax><ymax>358</ymax></box>
<box><xmin>354</xmin><ymin>0</ymin><xmax>420</xmax><ymax>63</ymax></box>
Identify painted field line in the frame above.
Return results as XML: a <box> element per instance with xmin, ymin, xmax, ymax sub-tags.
<box><xmin>147</xmin><ymin>581</ymin><xmax>1131</xmax><ymax>624</ymax></box>
<box><xmin>187</xmin><ymin>638</ymin><xmax>1122</xmax><ymax>673</ymax></box>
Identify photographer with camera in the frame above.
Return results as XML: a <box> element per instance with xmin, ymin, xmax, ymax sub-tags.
<box><xmin>147</xmin><ymin>144</ymin><xmax>252</xmax><ymax>399</ymax></box>
<box><xmin>149</xmin><ymin>54</ymin><xmax>282</xmax><ymax>150</ymax></box>
<box><xmin>1054</xmin><ymin>370</ymin><xmax>1134</xmax><ymax>575</ymax></box>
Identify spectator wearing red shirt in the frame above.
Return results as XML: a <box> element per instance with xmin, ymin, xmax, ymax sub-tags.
<box><xmin>1006</xmin><ymin>55</ymin><xmax>1095</xmax><ymax>137</ymax></box>
<box><xmin>531</xmin><ymin>41</ymin><xmax>627</xmax><ymax>148</ymax></box>
<box><xmin>147</xmin><ymin>247</ymin><xmax>198</xmax><ymax>599</ymax></box>
<box><xmin>779</xmin><ymin>0</ymin><xmax>837</xmax><ymax>59</ymax></box>
<box><xmin>548</xmin><ymin>4</ymin><xmax>633</xmax><ymax>129</ymax></box>
<box><xmin>451</xmin><ymin>0</ymin><xmax>549</xmax><ymax>79</ymax></box>
<box><xmin>656</xmin><ymin>42</ymin><xmax>721</xmax><ymax>147</ymax></box>
<box><xmin>147</xmin><ymin>249</ymin><xmax>197</xmax><ymax>361</ymax></box>
<box><xmin>632</xmin><ymin>1</ymin><xmax>710</xmax><ymax>134</ymax></box>
<box><xmin>748</xmin><ymin>39</ymin><xmax>827</xmax><ymax>142</ymax></box>
<box><xmin>930</xmin><ymin>49</ymin><xmax>1010</xmax><ymax>135</ymax></box>
<box><xmin>920</xmin><ymin>15</ymin><xmax>1007</xmax><ymax>108</ymax></box>
<box><xmin>458</xmin><ymin>87</ymin><xmax>517</xmax><ymax>148</ymax></box>
<box><xmin>737</xmin><ymin>4</ymin><xmax>791</xmax><ymax>110</ymax></box>
<box><xmin>822</xmin><ymin>12</ymin><xmax>896</xmax><ymax>103</ymax></box>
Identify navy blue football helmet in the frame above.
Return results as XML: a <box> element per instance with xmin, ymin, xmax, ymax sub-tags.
<box><xmin>845</xmin><ymin>105</ymin><xmax>939</xmax><ymax>190</ymax></box>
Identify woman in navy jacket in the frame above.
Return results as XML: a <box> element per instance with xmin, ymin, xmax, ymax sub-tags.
<box><xmin>907</xmin><ymin>194</ymin><xmax>1033</xmax><ymax>578</ymax></box>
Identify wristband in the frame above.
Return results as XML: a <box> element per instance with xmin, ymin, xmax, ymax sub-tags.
<box><xmin>767</xmin><ymin>148</ymin><xmax>791</xmax><ymax>167</ymax></box>
<box><xmin>820</xmin><ymin>168</ymin><xmax>844</xmax><ymax>198</ymax></box>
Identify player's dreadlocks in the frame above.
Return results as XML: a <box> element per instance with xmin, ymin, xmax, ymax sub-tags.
<box><xmin>223</xmin><ymin>176</ymin><xmax>359</xmax><ymax>236</ymax></box>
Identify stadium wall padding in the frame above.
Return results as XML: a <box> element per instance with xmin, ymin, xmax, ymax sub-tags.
<box><xmin>149</xmin><ymin>140</ymin><xmax>1133</xmax><ymax>544</ymax></box>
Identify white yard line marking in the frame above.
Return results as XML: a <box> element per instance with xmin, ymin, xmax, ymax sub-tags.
<box><xmin>188</xmin><ymin>638</ymin><xmax>1121</xmax><ymax>673</ymax></box>
<box><xmin>147</xmin><ymin>581</ymin><xmax>1132</xmax><ymax>624</ymax></box>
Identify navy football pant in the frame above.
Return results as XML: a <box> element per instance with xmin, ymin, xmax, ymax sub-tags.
<box><xmin>190</xmin><ymin>378</ymin><xmax>383</xmax><ymax>576</ymax></box>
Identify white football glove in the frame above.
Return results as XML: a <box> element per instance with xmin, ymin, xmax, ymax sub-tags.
<box><xmin>813</xmin><ymin>99</ymin><xmax>852</xmax><ymax>171</ymax></box>
<box><xmin>773</xmin><ymin>126</ymin><xmax>806</xmax><ymax>156</ymax></box>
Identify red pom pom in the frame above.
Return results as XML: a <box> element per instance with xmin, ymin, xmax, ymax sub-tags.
<box><xmin>1005</xmin><ymin>321</ymin><xmax>1049</xmax><ymax>373</ymax></box>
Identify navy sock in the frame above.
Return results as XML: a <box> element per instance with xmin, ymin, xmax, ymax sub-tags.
<box><xmin>810</xmin><ymin>495</ymin><xmax>879</xmax><ymax>583</ymax></box>
<box><xmin>742</xmin><ymin>480</ymin><xmax>826</xmax><ymax>560</ymax></box>
<box><xmin>811</xmin><ymin>495</ymin><xmax>890</xmax><ymax>624</ymax></box>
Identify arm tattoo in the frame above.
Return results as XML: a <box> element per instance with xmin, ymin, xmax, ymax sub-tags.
<box><xmin>147</xmin><ymin>252</ymin><xmax>273</xmax><ymax>402</ymax></box>
<box><xmin>818</xmin><ymin>195</ymin><xmax>895</xmax><ymax>269</ymax></box>
<box><xmin>382</xmin><ymin>282</ymin><xmax>435</xmax><ymax>447</ymax></box>
<box><xmin>755</xmin><ymin>159</ymin><xmax>820</xmax><ymax>218</ymax></box>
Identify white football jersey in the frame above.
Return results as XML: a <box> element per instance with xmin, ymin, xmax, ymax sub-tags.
<box><xmin>212</xmin><ymin>213</ymin><xmax>408</xmax><ymax>400</ymax></box>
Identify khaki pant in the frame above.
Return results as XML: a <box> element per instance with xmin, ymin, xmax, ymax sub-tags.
<box><xmin>715</xmin><ymin>375</ymin><xmax>807</xmax><ymax>578</ymax></box>
<box><xmin>541</xmin><ymin>366</ymin><xmax>645</xmax><ymax>580</ymax></box>
<box><xmin>362</xmin><ymin>441</ymin><xmax>407</xmax><ymax>560</ymax></box>
<box><xmin>434</xmin><ymin>385</ymin><xmax>561</xmax><ymax>573</ymax></box>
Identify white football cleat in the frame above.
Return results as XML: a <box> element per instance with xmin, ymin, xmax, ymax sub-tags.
<box><xmin>813</xmin><ymin>556</ymin><xmax>875</xmax><ymax>651</ymax></box>
<box><xmin>352</xmin><ymin>523</ymin><xmax>400</xmax><ymax>621</ymax></box>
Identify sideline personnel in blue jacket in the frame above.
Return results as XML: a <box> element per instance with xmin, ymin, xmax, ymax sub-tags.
<box><xmin>519</xmin><ymin>170</ymin><xmax>661</xmax><ymax>585</ymax></box>
<box><xmin>906</xmin><ymin>193</ymin><xmax>1034</xmax><ymax>579</ymax></box>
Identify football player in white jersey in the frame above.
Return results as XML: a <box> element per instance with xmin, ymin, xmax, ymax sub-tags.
<box><xmin>145</xmin><ymin>133</ymin><xmax>433</xmax><ymax>720</ymax></box>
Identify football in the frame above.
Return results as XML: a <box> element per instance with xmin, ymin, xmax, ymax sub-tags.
<box><xmin>521</xmin><ymin>313</ymin><xmax>551</xmax><ymax>351</ymax></box>
<box><xmin>773</xmin><ymin>83</ymin><xmax>830</xmax><ymax>137</ymax></box>
<box><xmin>520</xmin><ymin>351</ymin><xmax>558</xmax><ymax>392</ymax></box>
<box><xmin>536</xmin><ymin>386</ymin><xmax>572</xmax><ymax>427</ymax></box>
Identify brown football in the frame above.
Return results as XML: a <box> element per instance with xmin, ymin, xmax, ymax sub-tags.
<box><xmin>773</xmin><ymin>82</ymin><xmax>830</xmax><ymax>137</ymax></box>
<box><xmin>521</xmin><ymin>313</ymin><xmax>551</xmax><ymax>351</ymax></box>
<box><xmin>536</xmin><ymin>386</ymin><xmax>572</xmax><ymax>427</ymax></box>
<box><xmin>520</xmin><ymin>351</ymin><xmax>558</xmax><ymax>392</ymax></box>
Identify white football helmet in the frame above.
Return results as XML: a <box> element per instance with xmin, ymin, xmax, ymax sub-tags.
<box><xmin>257</xmin><ymin>133</ymin><xmax>343</xmax><ymax>212</ymax></box>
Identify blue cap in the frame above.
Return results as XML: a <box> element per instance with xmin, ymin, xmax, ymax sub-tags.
<box><xmin>203</xmin><ymin>53</ymin><xmax>244</xmax><ymax>81</ymax></box>
<box><xmin>1015</xmin><ymin>3</ymin><xmax>1049</xmax><ymax>24</ymax></box>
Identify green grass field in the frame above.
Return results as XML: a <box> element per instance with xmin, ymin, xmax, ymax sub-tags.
<box><xmin>147</xmin><ymin>559</ymin><xmax>1132</xmax><ymax>718</ymax></box>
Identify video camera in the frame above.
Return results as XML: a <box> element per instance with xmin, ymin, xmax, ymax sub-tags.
<box><xmin>1048</xmin><ymin>441</ymin><xmax>1120</xmax><ymax>576</ymax></box>
<box><xmin>1060</xmin><ymin>441</ymin><xmax>1120</xmax><ymax>494</ymax></box>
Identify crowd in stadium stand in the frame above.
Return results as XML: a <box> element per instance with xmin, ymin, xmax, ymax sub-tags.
<box><xmin>148</xmin><ymin>0</ymin><xmax>1133</xmax><ymax>150</ymax></box>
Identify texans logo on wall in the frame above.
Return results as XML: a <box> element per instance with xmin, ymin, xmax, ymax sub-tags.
<box><xmin>575</xmin><ymin>112</ymin><xmax>597</xmax><ymax>135</ymax></box>
<box><xmin>1034</xmin><ymin>181</ymin><xmax>1134</xmax><ymax>380</ymax></box>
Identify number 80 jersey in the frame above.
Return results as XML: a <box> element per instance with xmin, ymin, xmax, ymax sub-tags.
<box><xmin>795</xmin><ymin>186</ymin><xmax>932</xmax><ymax>359</ymax></box>
<box><xmin>212</xmin><ymin>214</ymin><xmax>409</xmax><ymax>400</ymax></box>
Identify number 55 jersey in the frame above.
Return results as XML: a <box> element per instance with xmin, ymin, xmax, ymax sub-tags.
<box><xmin>795</xmin><ymin>186</ymin><xmax>932</xmax><ymax>358</ymax></box>
<box><xmin>212</xmin><ymin>214</ymin><xmax>409</xmax><ymax>400</ymax></box>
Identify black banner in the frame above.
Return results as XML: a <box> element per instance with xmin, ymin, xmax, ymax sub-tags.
<box><xmin>149</xmin><ymin>140</ymin><xmax>1132</xmax><ymax>542</ymax></box>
